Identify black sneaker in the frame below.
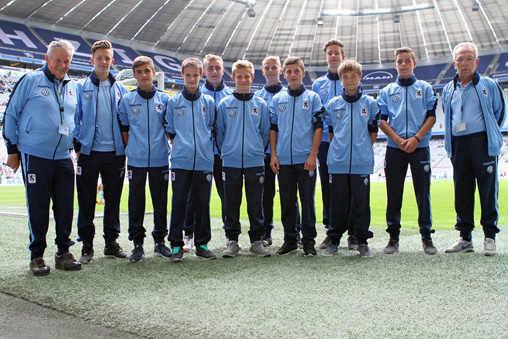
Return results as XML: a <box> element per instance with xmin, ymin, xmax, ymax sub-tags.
<box><xmin>104</xmin><ymin>242</ymin><xmax>129</xmax><ymax>259</ymax></box>
<box><xmin>261</xmin><ymin>235</ymin><xmax>272</xmax><ymax>247</ymax></box>
<box><xmin>422</xmin><ymin>238</ymin><xmax>438</xmax><ymax>255</ymax></box>
<box><xmin>55</xmin><ymin>252</ymin><xmax>82</xmax><ymax>271</ymax></box>
<box><xmin>30</xmin><ymin>257</ymin><xmax>50</xmax><ymax>276</ymax></box>
<box><xmin>276</xmin><ymin>242</ymin><xmax>298</xmax><ymax>255</ymax></box>
<box><xmin>129</xmin><ymin>245</ymin><xmax>145</xmax><ymax>263</ymax></box>
<box><xmin>154</xmin><ymin>242</ymin><xmax>172</xmax><ymax>258</ymax></box>
<box><xmin>195</xmin><ymin>245</ymin><xmax>217</xmax><ymax>260</ymax></box>
<box><xmin>171</xmin><ymin>246</ymin><xmax>184</xmax><ymax>262</ymax></box>
<box><xmin>347</xmin><ymin>235</ymin><xmax>359</xmax><ymax>250</ymax></box>
<box><xmin>303</xmin><ymin>243</ymin><xmax>317</xmax><ymax>257</ymax></box>
<box><xmin>79</xmin><ymin>245</ymin><xmax>94</xmax><ymax>264</ymax></box>
<box><xmin>318</xmin><ymin>236</ymin><xmax>330</xmax><ymax>250</ymax></box>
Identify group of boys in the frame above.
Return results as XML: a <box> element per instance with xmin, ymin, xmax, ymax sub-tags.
<box><xmin>3</xmin><ymin>38</ymin><xmax>505</xmax><ymax>276</ymax></box>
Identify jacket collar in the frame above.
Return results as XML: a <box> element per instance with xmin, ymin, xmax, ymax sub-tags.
<box><xmin>326</xmin><ymin>71</ymin><xmax>340</xmax><ymax>81</ymax></box>
<box><xmin>137</xmin><ymin>87</ymin><xmax>157</xmax><ymax>100</ymax></box>
<box><xmin>264</xmin><ymin>83</ymin><xmax>283</xmax><ymax>94</ymax></box>
<box><xmin>288</xmin><ymin>84</ymin><xmax>306</xmax><ymax>97</ymax></box>
<box><xmin>182</xmin><ymin>87</ymin><xmax>201</xmax><ymax>101</ymax></box>
<box><xmin>233</xmin><ymin>92</ymin><xmax>254</xmax><ymax>101</ymax></box>
<box><xmin>204</xmin><ymin>80</ymin><xmax>225</xmax><ymax>92</ymax></box>
<box><xmin>453</xmin><ymin>70</ymin><xmax>480</xmax><ymax>88</ymax></box>
<box><xmin>396</xmin><ymin>75</ymin><xmax>417</xmax><ymax>87</ymax></box>
<box><xmin>342</xmin><ymin>88</ymin><xmax>363</xmax><ymax>103</ymax></box>
<box><xmin>90</xmin><ymin>71</ymin><xmax>116</xmax><ymax>87</ymax></box>
<box><xmin>43</xmin><ymin>64</ymin><xmax>71</xmax><ymax>85</ymax></box>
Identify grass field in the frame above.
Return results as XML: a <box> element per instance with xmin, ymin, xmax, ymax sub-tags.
<box><xmin>0</xmin><ymin>179</ymin><xmax>507</xmax><ymax>338</ymax></box>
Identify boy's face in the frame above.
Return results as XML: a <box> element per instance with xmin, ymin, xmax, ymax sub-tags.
<box><xmin>325</xmin><ymin>44</ymin><xmax>344</xmax><ymax>70</ymax></box>
<box><xmin>283</xmin><ymin>64</ymin><xmax>305</xmax><ymax>89</ymax></box>
<box><xmin>394</xmin><ymin>52</ymin><xmax>416</xmax><ymax>79</ymax></box>
<box><xmin>204</xmin><ymin>59</ymin><xmax>224</xmax><ymax>84</ymax></box>
<box><xmin>91</xmin><ymin>48</ymin><xmax>114</xmax><ymax>78</ymax></box>
<box><xmin>262</xmin><ymin>59</ymin><xmax>282</xmax><ymax>84</ymax></box>
<box><xmin>182</xmin><ymin>66</ymin><xmax>202</xmax><ymax>93</ymax></box>
<box><xmin>340</xmin><ymin>71</ymin><xmax>361</xmax><ymax>94</ymax></box>
<box><xmin>133</xmin><ymin>64</ymin><xmax>155</xmax><ymax>90</ymax></box>
<box><xmin>233</xmin><ymin>68</ymin><xmax>253</xmax><ymax>93</ymax></box>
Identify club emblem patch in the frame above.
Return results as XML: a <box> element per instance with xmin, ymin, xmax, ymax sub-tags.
<box><xmin>336</xmin><ymin>112</ymin><xmax>343</xmax><ymax>120</ymax></box>
<box><xmin>177</xmin><ymin>110</ymin><xmax>184</xmax><ymax>117</ymax></box>
<box><xmin>68</xmin><ymin>90</ymin><xmax>74</xmax><ymax>97</ymax></box>
<box><xmin>229</xmin><ymin>110</ymin><xmax>236</xmax><ymax>118</ymax></box>
<box><xmin>84</xmin><ymin>93</ymin><xmax>92</xmax><ymax>100</ymax></box>
<box><xmin>321</xmin><ymin>90</ymin><xmax>328</xmax><ymax>97</ymax></box>
<box><xmin>28</xmin><ymin>174</ymin><xmax>36</xmax><ymax>184</ymax></box>
<box><xmin>252</xmin><ymin>107</ymin><xmax>258</xmax><ymax>116</ymax></box>
<box><xmin>302</xmin><ymin>101</ymin><xmax>309</xmax><ymax>109</ymax></box>
<box><xmin>156</xmin><ymin>103</ymin><xmax>163</xmax><ymax>113</ymax></box>
<box><xmin>133</xmin><ymin>107</ymin><xmax>140</xmax><ymax>115</ymax></box>
<box><xmin>116</xmin><ymin>92</ymin><xmax>121</xmax><ymax>99</ymax></box>
<box><xmin>482</xmin><ymin>88</ymin><xmax>488</xmax><ymax>97</ymax></box>
<box><xmin>202</xmin><ymin>106</ymin><xmax>207</xmax><ymax>114</ymax></box>
<box><xmin>361</xmin><ymin>107</ymin><xmax>368</xmax><ymax>116</ymax></box>
<box><xmin>416</xmin><ymin>90</ymin><xmax>422</xmax><ymax>98</ymax></box>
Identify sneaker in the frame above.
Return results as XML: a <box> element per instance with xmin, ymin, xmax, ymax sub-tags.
<box><xmin>383</xmin><ymin>239</ymin><xmax>399</xmax><ymax>254</ymax></box>
<box><xmin>358</xmin><ymin>244</ymin><xmax>373</xmax><ymax>258</ymax></box>
<box><xmin>55</xmin><ymin>252</ymin><xmax>82</xmax><ymax>270</ymax></box>
<box><xmin>104</xmin><ymin>242</ymin><xmax>129</xmax><ymax>259</ymax></box>
<box><xmin>422</xmin><ymin>239</ymin><xmax>438</xmax><ymax>255</ymax></box>
<box><xmin>223</xmin><ymin>240</ymin><xmax>241</xmax><ymax>258</ymax></box>
<box><xmin>250</xmin><ymin>240</ymin><xmax>271</xmax><ymax>257</ymax></box>
<box><xmin>129</xmin><ymin>244</ymin><xmax>145</xmax><ymax>263</ymax></box>
<box><xmin>195</xmin><ymin>245</ymin><xmax>217</xmax><ymax>260</ymax></box>
<box><xmin>171</xmin><ymin>246</ymin><xmax>184</xmax><ymax>262</ymax></box>
<box><xmin>29</xmin><ymin>257</ymin><xmax>50</xmax><ymax>276</ymax></box>
<box><xmin>261</xmin><ymin>235</ymin><xmax>272</xmax><ymax>247</ymax></box>
<box><xmin>297</xmin><ymin>239</ymin><xmax>303</xmax><ymax>249</ymax></box>
<box><xmin>347</xmin><ymin>235</ymin><xmax>359</xmax><ymax>250</ymax></box>
<box><xmin>303</xmin><ymin>243</ymin><xmax>317</xmax><ymax>257</ymax></box>
<box><xmin>321</xmin><ymin>243</ymin><xmax>338</xmax><ymax>257</ymax></box>
<box><xmin>445</xmin><ymin>237</ymin><xmax>474</xmax><ymax>253</ymax></box>
<box><xmin>276</xmin><ymin>242</ymin><xmax>298</xmax><ymax>255</ymax></box>
<box><xmin>154</xmin><ymin>242</ymin><xmax>172</xmax><ymax>258</ymax></box>
<box><xmin>79</xmin><ymin>245</ymin><xmax>94</xmax><ymax>264</ymax></box>
<box><xmin>483</xmin><ymin>238</ymin><xmax>497</xmax><ymax>256</ymax></box>
<box><xmin>225</xmin><ymin>238</ymin><xmax>243</xmax><ymax>250</ymax></box>
<box><xmin>183</xmin><ymin>235</ymin><xmax>194</xmax><ymax>252</ymax></box>
<box><xmin>318</xmin><ymin>236</ymin><xmax>330</xmax><ymax>250</ymax></box>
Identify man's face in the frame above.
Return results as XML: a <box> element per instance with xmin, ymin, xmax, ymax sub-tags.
<box><xmin>91</xmin><ymin>48</ymin><xmax>114</xmax><ymax>78</ymax></box>
<box><xmin>394</xmin><ymin>52</ymin><xmax>416</xmax><ymax>79</ymax></box>
<box><xmin>204</xmin><ymin>59</ymin><xmax>224</xmax><ymax>84</ymax></box>
<box><xmin>45</xmin><ymin>47</ymin><xmax>72</xmax><ymax>80</ymax></box>
<box><xmin>233</xmin><ymin>68</ymin><xmax>253</xmax><ymax>93</ymax></box>
<box><xmin>325</xmin><ymin>44</ymin><xmax>344</xmax><ymax>70</ymax></box>
<box><xmin>262</xmin><ymin>60</ymin><xmax>282</xmax><ymax>84</ymax></box>
<box><xmin>283</xmin><ymin>64</ymin><xmax>305</xmax><ymax>89</ymax></box>
<box><xmin>182</xmin><ymin>66</ymin><xmax>202</xmax><ymax>93</ymax></box>
<box><xmin>340</xmin><ymin>71</ymin><xmax>361</xmax><ymax>94</ymax></box>
<box><xmin>453</xmin><ymin>45</ymin><xmax>479</xmax><ymax>80</ymax></box>
<box><xmin>133</xmin><ymin>64</ymin><xmax>155</xmax><ymax>90</ymax></box>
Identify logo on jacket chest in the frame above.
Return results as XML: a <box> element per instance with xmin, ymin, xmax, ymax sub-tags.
<box><xmin>415</xmin><ymin>90</ymin><xmax>422</xmax><ymax>98</ymax></box>
<box><xmin>84</xmin><ymin>92</ymin><xmax>92</xmax><ymax>100</ymax></box>
<box><xmin>252</xmin><ymin>107</ymin><xmax>258</xmax><ymax>116</ymax></box>
<box><xmin>482</xmin><ymin>88</ymin><xmax>489</xmax><ymax>97</ymax></box>
<box><xmin>392</xmin><ymin>96</ymin><xmax>399</xmax><ymax>103</ymax></box>
<box><xmin>68</xmin><ymin>89</ymin><xmax>74</xmax><ymax>98</ymax></box>
<box><xmin>361</xmin><ymin>107</ymin><xmax>368</xmax><ymax>116</ymax></box>
<box><xmin>155</xmin><ymin>103</ymin><xmax>163</xmax><ymax>113</ymax></box>
<box><xmin>302</xmin><ymin>101</ymin><xmax>309</xmax><ymax>109</ymax></box>
<box><xmin>229</xmin><ymin>110</ymin><xmax>237</xmax><ymax>118</ymax></box>
<box><xmin>177</xmin><ymin>110</ymin><xmax>184</xmax><ymax>117</ymax></box>
<box><xmin>202</xmin><ymin>106</ymin><xmax>207</xmax><ymax>114</ymax></box>
<box><xmin>41</xmin><ymin>88</ymin><xmax>50</xmax><ymax>96</ymax></box>
<box><xmin>320</xmin><ymin>89</ymin><xmax>329</xmax><ymax>97</ymax></box>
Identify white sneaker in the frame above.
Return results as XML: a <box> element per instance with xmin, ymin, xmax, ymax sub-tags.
<box><xmin>445</xmin><ymin>237</ymin><xmax>474</xmax><ymax>253</ymax></box>
<box><xmin>483</xmin><ymin>238</ymin><xmax>497</xmax><ymax>256</ymax></box>
<box><xmin>183</xmin><ymin>235</ymin><xmax>193</xmax><ymax>253</ymax></box>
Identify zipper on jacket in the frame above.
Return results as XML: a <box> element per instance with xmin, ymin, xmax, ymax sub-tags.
<box><xmin>290</xmin><ymin>96</ymin><xmax>296</xmax><ymax>165</ymax></box>
<box><xmin>242</xmin><ymin>101</ymin><xmax>245</xmax><ymax>168</ymax></box>
<box><xmin>349</xmin><ymin>102</ymin><xmax>353</xmax><ymax>174</ymax></box>
<box><xmin>405</xmin><ymin>87</ymin><xmax>408</xmax><ymax>139</ymax></box>
<box><xmin>147</xmin><ymin>99</ymin><xmax>151</xmax><ymax>167</ymax></box>
<box><xmin>192</xmin><ymin>100</ymin><xmax>196</xmax><ymax>171</ymax></box>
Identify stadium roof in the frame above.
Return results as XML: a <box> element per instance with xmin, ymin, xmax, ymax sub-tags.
<box><xmin>1</xmin><ymin>0</ymin><xmax>507</xmax><ymax>66</ymax></box>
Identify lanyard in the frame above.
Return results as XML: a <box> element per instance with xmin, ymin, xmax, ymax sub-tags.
<box><xmin>53</xmin><ymin>81</ymin><xmax>65</xmax><ymax>124</ymax></box>
<box><xmin>456</xmin><ymin>83</ymin><xmax>473</xmax><ymax>122</ymax></box>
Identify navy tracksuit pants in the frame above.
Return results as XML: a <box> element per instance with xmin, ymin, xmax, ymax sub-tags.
<box><xmin>451</xmin><ymin>132</ymin><xmax>499</xmax><ymax>240</ymax></box>
<box><xmin>317</xmin><ymin>141</ymin><xmax>330</xmax><ymax>228</ymax></box>
<box><xmin>168</xmin><ymin>169</ymin><xmax>212</xmax><ymax>248</ymax></box>
<box><xmin>384</xmin><ymin>146</ymin><xmax>434</xmax><ymax>240</ymax></box>
<box><xmin>127</xmin><ymin>165</ymin><xmax>169</xmax><ymax>245</ymax></box>
<box><xmin>328</xmin><ymin>174</ymin><xmax>373</xmax><ymax>245</ymax></box>
<box><xmin>222</xmin><ymin>166</ymin><xmax>265</xmax><ymax>243</ymax></box>
<box><xmin>76</xmin><ymin>151</ymin><xmax>125</xmax><ymax>246</ymax></box>
<box><xmin>20</xmin><ymin>153</ymin><xmax>75</xmax><ymax>259</ymax></box>
<box><xmin>278</xmin><ymin>164</ymin><xmax>317</xmax><ymax>245</ymax></box>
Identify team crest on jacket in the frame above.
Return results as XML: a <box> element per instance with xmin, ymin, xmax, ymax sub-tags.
<box><xmin>68</xmin><ymin>90</ymin><xmax>74</xmax><ymax>97</ymax></box>
<box><xmin>321</xmin><ymin>89</ymin><xmax>329</xmax><ymax>97</ymax></box>
<box><xmin>252</xmin><ymin>107</ymin><xmax>258</xmax><ymax>116</ymax></box>
<box><xmin>279</xmin><ymin>105</ymin><xmax>286</xmax><ymax>112</ymax></box>
<box><xmin>41</xmin><ymin>89</ymin><xmax>50</xmax><ymax>96</ymax></box>
<box><xmin>336</xmin><ymin>112</ymin><xmax>343</xmax><ymax>120</ymax></box>
<box><xmin>416</xmin><ymin>90</ymin><xmax>422</xmax><ymax>98</ymax></box>
<box><xmin>84</xmin><ymin>93</ymin><xmax>92</xmax><ymax>100</ymax></box>
<box><xmin>177</xmin><ymin>110</ymin><xmax>184</xmax><ymax>117</ymax></box>
<box><xmin>361</xmin><ymin>107</ymin><xmax>368</xmax><ymax>116</ymax></box>
<box><xmin>156</xmin><ymin>103</ymin><xmax>163</xmax><ymax>112</ymax></box>
<box><xmin>133</xmin><ymin>107</ymin><xmax>140</xmax><ymax>115</ymax></box>
<box><xmin>202</xmin><ymin>106</ymin><xmax>207</xmax><ymax>114</ymax></box>
<box><xmin>229</xmin><ymin>110</ymin><xmax>236</xmax><ymax>118</ymax></box>
<box><xmin>302</xmin><ymin>101</ymin><xmax>309</xmax><ymax>109</ymax></box>
<box><xmin>116</xmin><ymin>92</ymin><xmax>121</xmax><ymax>99</ymax></box>
<box><xmin>392</xmin><ymin>96</ymin><xmax>399</xmax><ymax>103</ymax></box>
<box><xmin>482</xmin><ymin>88</ymin><xmax>489</xmax><ymax>97</ymax></box>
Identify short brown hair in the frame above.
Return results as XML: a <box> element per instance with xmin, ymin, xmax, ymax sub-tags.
<box><xmin>132</xmin><ymin>56</ymin><xmax>154</xmax><ymax>71</ymax></box>
<box><xmin>338</xmin><ymin>60</ymin><xmax>362</xmax><ymax>77</ymax></box>
<box><xmin>394</xmin><ymin>47</ymin><xmax>416</xmax><ymax>62</ymax></box>
<box><xmin>91</xmin><ymin>40</ymin><xmax>113</xmax><ymax>56</ymax></box>
<box><xmin>232</xmin><ymin>59</ymin><xmax>254</xmax><ymax>78</ymax></box>
<box><xmin>181</xmin><ymin>57</ymin><xmax>203</xmax><ymax>74</ymax></box>
<box><xmin>283</xmin><ymin>56</ymin><xmax>305</xmax><ymax>72</ymax></box>
<box><xmin>323</xmin><ymin>39</ymin><xmax>345</xmax><ymax>53</ymax></box>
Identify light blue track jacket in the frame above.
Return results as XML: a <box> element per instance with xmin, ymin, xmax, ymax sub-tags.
<box><xmin>442</xmin><ymin>71</ymin><xmax>506</xmax><ymax>157</ymax></box>
<box><xmin>117</xmin><ymin>88</ymin><xmax>170</xmax><ymax>167</ymax></box>
<box><xmin>3</xmin><ymin>65</ymin><xmax>77</xmax><ymax>160</ymax></box>
<box><xmin>378</xmin><ymin>75</ymin><xmax>437</xmax><ymax>149</ymax></box>
<box><xmin>255</xmin><ymin>83</ymin><xmax>286</xmax><ymax>154</ymax></box>
<box><xmin>312</xmin><ymin>71</ymin><xmax>343</xmax><ymax>143</ymax></box>
<box><xmin>165</xmin><ymin>87</ymin><xmax>216</xmax><ymax>172</ymax></box>
<box><xmin>216</xmin><ymin>92</ymin><xmax>270</xmax><ymax>168</ymax></box>
<box><xmin>325</xmin><ymin>89</ymin><xmax>380</xmax><ymax>175</ymax></box>
<box><xmin>270</xmin><ymin>85</ymin><xmax>324</xmax><ymax>165</ymax></box>
<box><xmin>74</xmin><ymin>72</ymin><xmax>128</xmax><ymax>156</ymax></box>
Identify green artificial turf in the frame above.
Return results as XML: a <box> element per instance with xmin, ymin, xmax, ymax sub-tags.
<box><xmin>0</xmin><ymin>214</ymin><xmax>507</xmax><ymax>338</ymax></box>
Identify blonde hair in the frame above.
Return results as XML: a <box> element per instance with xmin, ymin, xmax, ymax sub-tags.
<box><xmin>338</xmin><ymin>60</ymin><xmax>362</xmax><ymax>77</ymax></box>
<box><xmin>232</xmin><ymin>59</ymin><xmax>254</xmax><ymax>78</ymax></box>
<box><xmin>203</xmin><ymin>54</ymin><xmax>223</xmax><ymax>67</ymax></box>
<box><xmin>262</xmin><ymin>56</ymin><xmax>281</xmax><ymax>68</ymax></box>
